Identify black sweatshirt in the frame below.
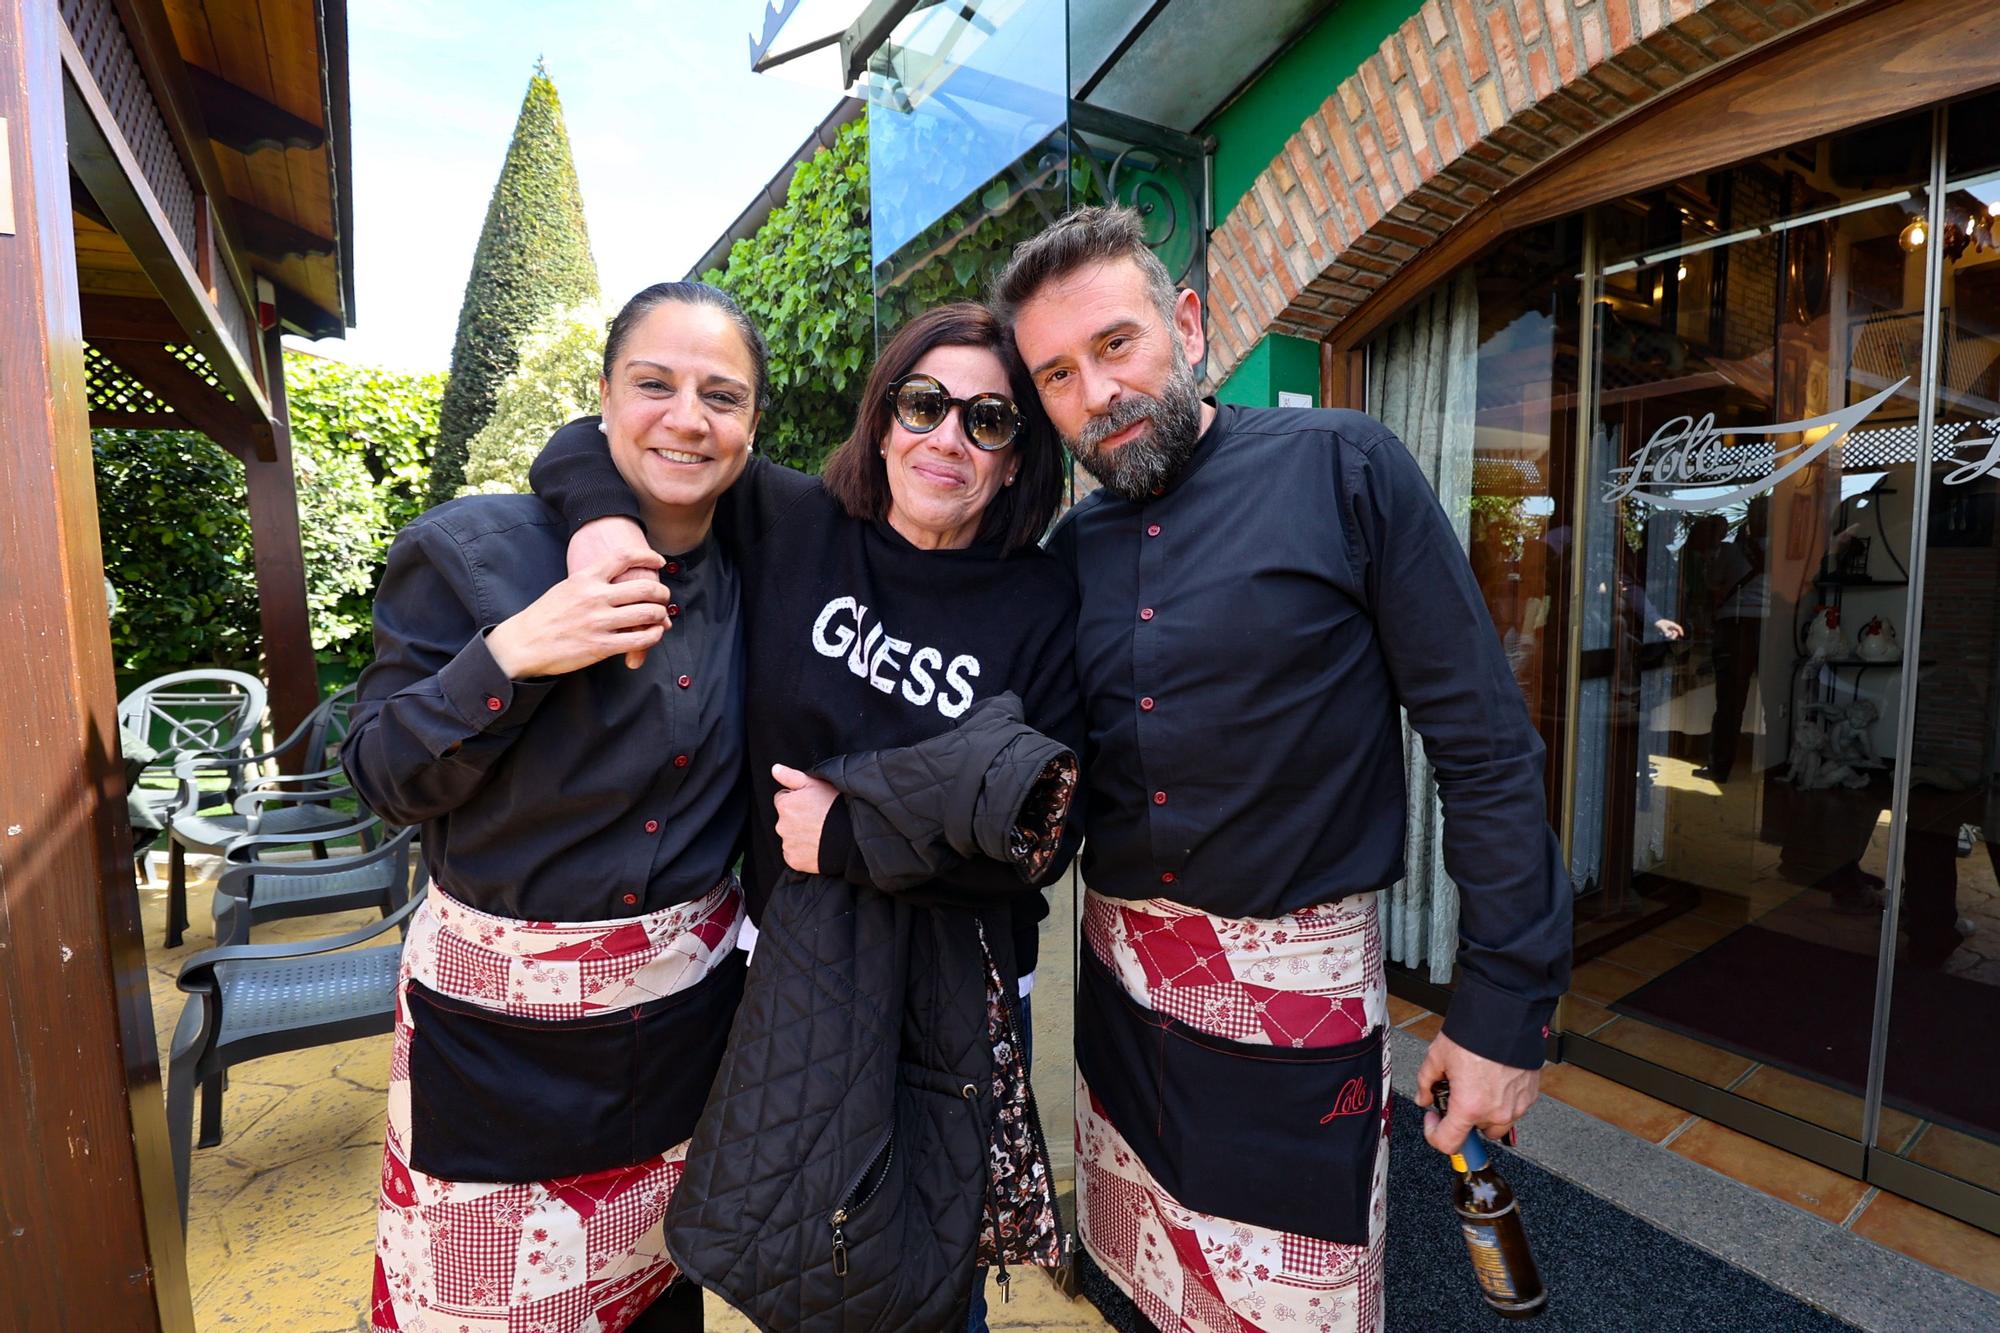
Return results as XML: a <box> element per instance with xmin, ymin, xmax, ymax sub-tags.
<box><xmin>531</xmin><ymin>419</ymin><xmax>1082</xmax><ymax>971</ymax></box>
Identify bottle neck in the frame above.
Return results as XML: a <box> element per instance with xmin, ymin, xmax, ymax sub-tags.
<box><xmin>1452</xmin><ymin>1131</ymin><xmax>1491</xmax><ymax>1175</ymax></box>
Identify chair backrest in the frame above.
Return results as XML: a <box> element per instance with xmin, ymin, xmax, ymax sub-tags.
<box><xmin>117</xmin><ymin>669</ymin><xmax>267</xmax><ymax>762</ymax></box>
<box><xmin>304</xmin><ymin>684</ymin><xmax>358</xmax><ymax>768</ymax></box>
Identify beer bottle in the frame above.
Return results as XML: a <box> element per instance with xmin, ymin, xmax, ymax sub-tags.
<box><xmin>1433</xmin><ymin>1080</ymin><xmax>1547</xmax><ymax>1320</ymax></box>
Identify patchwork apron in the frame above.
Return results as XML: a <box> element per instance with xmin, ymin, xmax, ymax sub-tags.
<box><xmin>370</xmin><ymin>880</ymin><xmax>744</xmax><ymax>1333</ymax></box>
<box><xmin>1076</xmin><ymin>889</ymin><xmax>1391</xmax><ymax>1333</ymax></box>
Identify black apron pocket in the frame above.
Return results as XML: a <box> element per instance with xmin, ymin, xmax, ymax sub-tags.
<box><xmin>407</xmin><ymin>949</ymin><xmax>746</xmax><ymax>1183</ymax></box>
<box><xmin>1076</xmin><ymin>946</ymin><xmax>1382</xmax><ymax>1245</ymax></box>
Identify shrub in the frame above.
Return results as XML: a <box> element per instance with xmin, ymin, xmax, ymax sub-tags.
<box><xmin>428</xmin><ymin>65</ymin><xmax>601</xmax><ymax>505</ymax></box>
<box><xmin>96</xmin><ymin>353</ymin><xmax>444</xmax><ymax>678</ymax></box>
<box><xmin>460</xmin><ymin>304</ymin><xmax>608</xmax><ymax>495</ymax></box>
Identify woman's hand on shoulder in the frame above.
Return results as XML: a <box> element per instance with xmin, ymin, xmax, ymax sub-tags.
<box><xmin>485</xmin><ymin>551</ymin><xmax>671</xmax><ymax>679</ymax></box>
<box><xmin>569</xmin><ymin>517</ymin><xmax>659</xmax><ymax>667</ymax></box>
<box><xmin>771</xmin><ymin>763</ymin><xmax>837</xmax><ymax>875</ymax></box>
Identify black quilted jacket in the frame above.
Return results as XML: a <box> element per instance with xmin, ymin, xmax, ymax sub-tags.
<box><xmin>663</xmin><ymin>694</ymin><xmax>1077</xmax><ymax>1331</ymax></box>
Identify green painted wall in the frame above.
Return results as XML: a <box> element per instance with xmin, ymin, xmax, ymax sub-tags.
<box><xmin>1214</xmin><ymin>333</ymin><xmax>1321</xmax><ymax>407</ymax></box>
<box><xmin>1203</xmin><ymin>0</ymin><xmax>1426</xmax><ymax>216</ymax></box>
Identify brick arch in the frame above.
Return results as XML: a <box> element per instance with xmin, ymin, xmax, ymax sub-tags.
<box><xmin>1201</xmin><ymin>0</ymin><xmax>1862</xmax><ymax>385</ymax></box>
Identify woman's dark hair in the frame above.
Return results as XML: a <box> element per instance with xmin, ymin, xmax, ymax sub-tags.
<box><xmin>821</xmin><ymin>303</ymin><xmax>1063</xmax><ymax>554</ymax></box>
<box><xmin>603</xmin><ymin>281</ymin><xmax>771</xmax><ymax>411</ymax></box>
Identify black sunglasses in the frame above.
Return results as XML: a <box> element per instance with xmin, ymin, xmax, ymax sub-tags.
<box><xmin>887</xmin><ymin>373</ymin><xmax>1021</xmax><ymax>451</ymax></box>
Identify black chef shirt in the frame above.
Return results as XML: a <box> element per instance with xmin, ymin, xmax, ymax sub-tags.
<box><xmin>342</xmin><ymin>494</ymin><xmax>745</xmax><ymax>921</ymax></box>
<box><xmin>1046</xmin><ymin>404</ymin><xmax>1571</xmax><ymax>1068</ymax></box>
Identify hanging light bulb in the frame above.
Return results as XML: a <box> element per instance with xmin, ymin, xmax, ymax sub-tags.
<box><xmin>1900</xmin><ymin>216</ymin><xmax>1928</xmax><ymax>251</ymax></box>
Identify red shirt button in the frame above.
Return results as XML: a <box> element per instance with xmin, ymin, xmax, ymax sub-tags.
<box><xmin>1140</xmin><ymin>696</ymin><xmax>1155</xmax><ymax>711</ymax></box>
<box><xmin>484</xmin><ymin>694</ymin><xmax>503</xmax><ymax>712</ymax></box>
<box><xmin>667</xmin><ymin>603</ymin><xmax>681</xmax><ymax>617</ymax></box>
<box><xmin>644</xmin><ymin>819</ymin><xmax>660</xmax><ymax>834</ymax></box>
<box><xmin>1160</xmin><ymin>871</ymin><xmax>1176</xmax><ymax>884</ymax></box>
<box><xmin>1153</xmin><ymin>790</ymin><xmax>1168</xmax><ymax>806</ymax></box>
<box><xmin>1147</xmin><ymin>524</ymin><xmax>1161</xmax><ymax>537</ymax></box>
<box><xmin>677</xmin><ymin>675</ymin><xmax>691</xmax><ymax>689</ymax></box>
<box><xmin>673</xmin><ymin>754</ymin><xmax>690</xmax><ymax>769</ymax></box>
<box><xmin>1139</xmin><ymin>607</ymin><xmax>1154</xmax><ymax>621</ymax></box>
<box><xmin>623</xmin><ymin>892</ymin><xmax>639</xmax><ymax>906</ymax></box>
<box><xmin>665</xmin><ymin>561</ymin><xmax>680</xmax><ymax>574</ymax></box>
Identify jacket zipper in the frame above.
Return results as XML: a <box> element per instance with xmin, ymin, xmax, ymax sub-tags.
<box><xmin>829</xmin><ymin>1129</ymin><xmax>894</xmax><ymax>1278</ymax></box>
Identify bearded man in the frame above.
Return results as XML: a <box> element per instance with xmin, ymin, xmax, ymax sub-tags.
<box><xmin>996</xmin><ymin>206</ymin><xmax>1570</xmax><ymax>1333</ymax></box>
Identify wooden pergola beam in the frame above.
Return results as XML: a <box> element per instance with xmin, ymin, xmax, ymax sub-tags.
<box><xmin>183</xmin><ymin>62</ymin><xmax>323</xmax><ymax>154</ymax></box>
<box><xmin>89</xmin><ymin>338</ymin><xmax>275</xmax><ymax>461</ymax></box>
<box><xmin>58</xmin><ymin>17</ymin><xmax>271</xmax><ymax>427</ymax></box>
<box><xmin>0</xmin><ymin>1</ymin><xmax>195</xmax><ymax>1327</ymax></box>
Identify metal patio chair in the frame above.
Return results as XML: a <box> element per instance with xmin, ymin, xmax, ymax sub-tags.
<box><xmin>211</xmin><ymin>820</ymin><xmax>414</xmax><ymax>948</ymax></box>
<box><xmin>159</xmin><ymin>754</ymin><xmax>367</xmax><ymax>948</ymax></box>
<box><xmin>117</xmin><ymin>669</ymin><xmax>268</xmax><ymax>833</ymax></box>
<box><xmin>166</xmin><ymin>879</ymin><xmax>425</xmax><ymax>1226</ymax></box>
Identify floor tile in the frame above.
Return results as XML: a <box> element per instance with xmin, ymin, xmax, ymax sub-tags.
<box><xmin>1646</xmin><ymin>913</ymin><xmax>1741</xmax><ymax>951</ymax></box>
<box><xmin>1592</xmin><ymin>1017</ymin><xmax>1756</xmax><ymax>1087</ymax></box>
<box><xmin>1850</xmin><ymin>1190</ymin><xmax>2000</xmax><ymax>1297</ymax></box>
<box><xmin>1599</xmin><ymin>934</ymin><xmax>1699</xmax><ymax>979</ymax></box>
<box><xmin>1906</xmin><ymin>1124</ymin><xmax>2000</xmax><ymax>1193</ymax></box>
<box><xmin>1732</xmin><ymin>1066</ymin><xmax>1919</xmax><ymax>1150</ymax></box>
<box><xmin>1567</xmin><ymin>958</ymin><xmax>1650</xmax><ymax>1005</ymax></box>
<box><xmin>1667</xmin><ymin>1119</ymin><xmax>1871</xmax><ymax>1223</ymax></box>
<box><xmin>1386</xmin><ymin>994</ymin><xmax>1428</xmax><ymax>1027</ymax></box>
<box><xmin>1538</xmin><ymin>1061</ymin><xmax>1693</xmax><ymax>1143</ymax></box>
<box><xmin>1556</xmin><ymin>994</ymin><xmax>1618</xmax><ymax>1038</ymax></box>
<box><xmin>1689</xmin><ymin>887</ymin><xmax>1755</xmax><ymax>925</ymax></box>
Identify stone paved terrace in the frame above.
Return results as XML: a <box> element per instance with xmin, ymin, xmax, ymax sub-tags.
<box><xmin>141</xmin><ymin>854</ymin><xmax>2000</xmax><ymax>1331</ymax></box>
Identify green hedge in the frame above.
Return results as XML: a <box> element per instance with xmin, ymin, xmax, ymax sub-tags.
<box><xmin>96</xmin><ymin>354</ymin><xmax>443</xmax><ymax>681</ymax></box>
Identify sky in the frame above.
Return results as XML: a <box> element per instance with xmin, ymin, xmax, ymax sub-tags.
<box><xmin>295</xmin><ymin>0</ymin><xmax>845</xmax><ymax>371</ymax></box>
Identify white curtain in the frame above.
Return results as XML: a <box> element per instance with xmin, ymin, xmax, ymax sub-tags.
<box><xmin>1367</xmin><ymin>268</ymin><xmax>1479</xmax><ymax>983</ymax></box>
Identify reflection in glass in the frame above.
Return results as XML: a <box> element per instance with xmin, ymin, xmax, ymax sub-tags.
<box><xmin>1882</xmin><ymin>87</ymin><xmax>2000</xmax><ymax>1196</ymax></box>
<box><xmin>1567</xmin><ymin>121</ymin><xmax>1936</xmax><ymax>1147</ymax></box>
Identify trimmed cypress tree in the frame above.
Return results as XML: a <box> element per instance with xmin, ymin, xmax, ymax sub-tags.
<box><xmin>428</xmin><ymin>62</ymin><xmax>600</xmax><ymax>504</ymax></box>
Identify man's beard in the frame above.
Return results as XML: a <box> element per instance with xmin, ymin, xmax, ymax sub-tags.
<box><xmin>1062</xmin><ymin>352</ymin><xmax>1204</xmax><ymax>502</ymax></box>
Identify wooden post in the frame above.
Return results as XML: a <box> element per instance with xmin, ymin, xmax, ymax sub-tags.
<box><xmin>243</xmin><ymin>325</ymin><xmax>319</xmax><ymax>766</ymax></box>
<box><xmin>0</xmin><ymin>2</ymin><xmax>193</xmax><ymax>1328</ymax></box>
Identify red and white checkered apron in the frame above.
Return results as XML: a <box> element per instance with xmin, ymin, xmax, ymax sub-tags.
<box><xmin>1076</xmin><ymin>889</ymin><xmax>1390</xmax><ymax>1333</ymax></box>
<box><xmin>370</xmin><ymin>880</ymin><xmax>742</xmax><ymax>1333</ymax></box>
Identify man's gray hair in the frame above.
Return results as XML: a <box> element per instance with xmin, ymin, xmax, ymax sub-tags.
<box><xmin>992</xmin><ymin>204</ymin><xmax>1180</xmax><ymax>326</ymax></box>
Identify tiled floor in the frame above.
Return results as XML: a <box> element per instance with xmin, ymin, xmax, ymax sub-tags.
<box><xmin>144</xmin><ymin>852</ymin><xmax>2000</xmax><ymax>1329</ymax></box>
<box><xmin>1379</xmin><ymin>1002</ymin><xmax>2000</xmax><ymax>1300</ymax></box>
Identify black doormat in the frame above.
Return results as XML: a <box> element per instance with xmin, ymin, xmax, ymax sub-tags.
<box><xmin>1613</xmin><ymin>924</ymin><xmax>2000</xmax><ymax>1142</ymax></box>
<box><xmin>1078</xmin><ymin>1094</ymin><xmax>1853</xmax><ymax>1331</ymax></box>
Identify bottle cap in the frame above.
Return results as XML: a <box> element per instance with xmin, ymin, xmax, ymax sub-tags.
<box><xmin>1449</xmin><ymin>1153</ymin><xmax>1469</xmax><ymax>1174</ymax></box>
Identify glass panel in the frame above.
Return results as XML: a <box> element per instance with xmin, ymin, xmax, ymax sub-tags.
<box><xmin>866</xmin><ymin>0</ymin><xmax>1070</xmax><ymax>333</ymax></box>
<box><xmin>1880</xmin><ymin>88</ymin><xmax>2000</xmax><ymax>1195</ymax></box>
<box><xmin>1568</xmin><ymin>123</ymin><xmax>1934</xmax><ymax>1142</ymax></box>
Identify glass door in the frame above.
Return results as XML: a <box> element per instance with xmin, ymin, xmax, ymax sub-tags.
<box><xmin>1872</xmin><ymin>90</ymin><xmax>2000</xmax><ymax>1226</ymax></box>
<box><xmin>1564</xmin><ymin>107</ymin><xmax>1937</xmax><ymax>1165</ymax></box>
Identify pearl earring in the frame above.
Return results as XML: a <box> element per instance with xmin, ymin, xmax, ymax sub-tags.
<box><xmin>597</xmin><ymin>421</ymin><xmax>608</xmax><ymax>436</ymax></box>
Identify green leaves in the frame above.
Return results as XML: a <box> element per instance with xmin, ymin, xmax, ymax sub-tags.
<box><xmin>96</xmin><ymin>352</ymin><xmax>443</xmax><ymax>679</ymax></box>
<box><xmin>703</xmin><ymin>118</ymin><xmax>873</xmax><ymax>473</ymax></box>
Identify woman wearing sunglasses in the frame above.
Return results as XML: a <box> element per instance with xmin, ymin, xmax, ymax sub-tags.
<box><xmin>529</xmin><ymin>301</ymin><xmax>1080</xmax><ymax>1329</ymax></box>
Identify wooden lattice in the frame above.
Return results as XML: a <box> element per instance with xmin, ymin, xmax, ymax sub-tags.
<box><xmin>86</xmin><ymin>343</ymin><xmax>232</xmax><ymax>421</ymax></box>
<box><xmin>60</xmin><ymin>0</ymin><xmax>199</xmax><ymax>259</ymax></box>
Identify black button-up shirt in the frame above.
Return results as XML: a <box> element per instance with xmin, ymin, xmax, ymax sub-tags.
<box><xmin>342</xmin><ymin>494</ymin><xmax>745</xmax><ymax>921</ymax></box>
<box><xmin>1046</xmin><ymin>404</ymin><xmax>1570</xmax><ymax>1067</ymax></box>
